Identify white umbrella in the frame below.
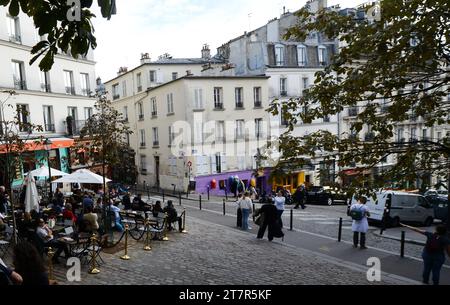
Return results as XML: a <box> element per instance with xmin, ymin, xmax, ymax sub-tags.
<box><xmin>52</xmin><ymin>169</ymin><xmax>112</xmax><ymax>184</ymax></box>
<box><xmin>24</xmin><ymin>173</ymin><xmax>40</xmax><ymax>213</ymax></box>
<box><xmin>26</xmin><ymin>165</ymin><xmax>69</xmax><ymax>178</ymax></box>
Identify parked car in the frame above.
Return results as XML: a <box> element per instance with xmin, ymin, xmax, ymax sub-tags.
<box><xmin>350</xmin><ymin>191</ymin><xmax>435</xmax><ymax>227</ymax></box>
<box><xmin>425</xmin><ymin>195</ymin><xmax>449</xmax><ymax>223</ymax></box>
<box><xmin>305</xmin><ymin>186</ymin><xmax>348</xmax><ymax>206</ymax></box>
<box><xmin>424</xmin><ymin>189</ymin><xmax>448</xmax><ymax>198</ymax></box>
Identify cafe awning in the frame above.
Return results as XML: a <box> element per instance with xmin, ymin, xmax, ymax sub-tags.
<box><xmin>0</xmin><ymin>137</ymin><xmax>74</xmax><ymax>154</ymax></box>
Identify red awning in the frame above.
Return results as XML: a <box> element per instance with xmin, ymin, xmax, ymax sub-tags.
<box><xmin>0</xmin><ymin>138</ymin><xmax>74</xmax><ymax>154</ymax></box>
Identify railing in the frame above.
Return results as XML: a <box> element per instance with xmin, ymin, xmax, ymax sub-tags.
<box><xmin>40</xmin><ymin>83</ymin><xmax>51</xmax><ymax>93</ymax></box>
<box><xmin>65</xmin><ymin>86</ymin><xmax>76</xmax><ymax>95</ymax></box>
<box><xmin>348</xmin><ymin>107</ymin><xmax>358</xmax><ymax>117</ymax></box>
<box><xmin>214</xmin><ymin>103</ymin><xmax>224</xmax><ymax>110</ymax></box>
<box><xmin>151</xmin><ymin>111</ymin><xmax>158</xmax><ymax>117</ymax></box>
<box><xmin>9</xmin><ymin>34</ymin><xmax>21</xmax><ymax>43</ymax></box>
<box><xmin>113</xmin><ymin>94</ymin><xmax>120</xmax><ymax>100</ymax></box>
<box><xmin>65</xmin><ymin>120</ymin><xmax>86</xmax><ymax>136</ymax></box>
<box><xmin>140</xmin><ymin>143</ymin><xmax>146</xmax><ymax>148</ymax></box>
<box><xmin>45</xmin><ymin>124</ymin><xmax>55</xmax><ymax>132</ymax></box>
<box><xmin>14</xmin><ymin>80</ymin><xmax>27</xmax><ymax>90</ymax></box>
<box><xmin>280</xmin><ymin>91</ymin><xmax>287</xmax><ymax>97</ymax></box>
<box><xmin>153</xmin><ymin>141</ymin><xmax>160</xmax><ymax>147</ymax></box>
<box><xmin>254</xmin><ymin>101</ymin><xmax>262</xmax><ymax>108</ymax></box>
<box><xmin>138</xmin><ymin>114</ymin><xmax>144</xmax><ymax>121</ymax></box>
<box><xmin>81</xmin><ymin>89</ymin><xmax>90</xmax><ymax>96</ymax></box>
<box><xmin>409</xmin><ymin>137</ymin><xmax>418</xmax><ymax>143</ymax></box>
<box><xmin>235</xmin><ymin>102</ymin><xmax>244</xmax><ymax>108</ymax></box>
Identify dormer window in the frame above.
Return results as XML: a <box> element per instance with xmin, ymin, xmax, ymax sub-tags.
<box><xmin>297</xmin><ymin>45</ymin><xmax>307</xmax><ymax>67</ymax></box>
<box><xmin>275</xmin><ymin>44</ymin><xmax>285</xmax><ymax>66</ymax></box>
<box><xmin>318</xmin><ymin>45</ymin><xmax>327</xmax><ymax>66</ymax></box>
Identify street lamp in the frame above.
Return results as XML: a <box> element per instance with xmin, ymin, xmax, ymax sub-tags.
<box><xmin>43</xmin><ymin>138</ymin><xmax>53</xmax><ymax>202</ymax></box>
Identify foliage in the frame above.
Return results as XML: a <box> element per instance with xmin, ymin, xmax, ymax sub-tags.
<box><xmin>0</xmin><ymin>0</ymin><xmax>116</xmax><ymax>71</ymax></box>
<box><xmin>268</xmin><ymin>0</ymin><xmax>450</xmax><ymax>194</ymax></box>
<box><xmin>110</xmin><ymin>145</ymin><xmax>138</xmax><ymax>185</ymax></box>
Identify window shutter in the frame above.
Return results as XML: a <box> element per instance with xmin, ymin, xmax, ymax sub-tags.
<box><xmin>267</xmin><ymin>44</ymin><xmax>275</xmax><ymax>66</ymax></box>
<box><xmin>196</xmin><ymin>156</ymin><xmax>203</xmax><ymax>175</ymax></box>
<box><xmin>156</xmin><ymin>71</ymin><xmax>164</xmax><ymax>84</ymax></box>
<box><xmin>221</xmin><ymin>154</ymin><xmax>227</xmax><ymax>171</ymax></box>
<box><xmin>210</xmin><ymin>155</ymin><xmax>217</xmax><ymax>174</ymax></box>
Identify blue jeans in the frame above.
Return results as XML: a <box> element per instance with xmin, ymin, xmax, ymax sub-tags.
<box><xmin>241</xmin><ymin>209</ymin><xmax>250</xmax><ymax>230</ymax></box>
<box><xmin>422</xmin><ymin>251</ymin><xmax>445</xmax><ymax>285</ymax></box>
<box><xmin>114</xmin><ymin>220</ymin><xmax>124</xmax><ymax>232</ymax></box>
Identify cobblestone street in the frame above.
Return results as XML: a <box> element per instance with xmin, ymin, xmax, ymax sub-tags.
<box><xmin>49</xmin><ymin>216</ymin><xmax>410</xmax><ymax>285</ymax></box>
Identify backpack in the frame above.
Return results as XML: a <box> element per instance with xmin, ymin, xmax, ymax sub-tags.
<box><xmin>350</xmin><ymin>206</ymin><xmax>364</xmax><ymax>221</ymax></box>
<box><xmin>425</xmin><ymin>234</ymin><xmax>442</xmax><ymax>254</ymax></box>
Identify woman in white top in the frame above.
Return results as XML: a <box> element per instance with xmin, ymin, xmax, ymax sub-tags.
<box><xmin>240</xmin><ymin>192</ymin><xmax>253</xmax><ymax>230</ymax></box>
<box><xmin>273</xmin><ymin>191</ymin><xmax>286</xmax><ymax>228</ymax></box>
<box><xmin>350</xmin><ymin>196</ymin><xmax>370</xmax><ymax>249</ymax></box>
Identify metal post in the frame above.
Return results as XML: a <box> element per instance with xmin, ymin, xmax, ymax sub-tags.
<box><xmin>338</xmin><ymin>217</ymin><xmax>343</xmax><ymax>242</ymax></box>
<box><xmin>120</xmin><ymin>224</ymin><xmax>130</xmax><ymax>260</ymax></box>
<box><xmin>89</xmin><ymin>234</ymin><xmax>100</xmax><ymax>274</ymax></box>
<box><xmin>162</xmin><ymin>189</ymin><xmax>165</xmax><ymax>203</ymax></box>
<box><xmin>146</xmin><ymin>183</ymin><xmax>150</xmax><ymax>201</ymax></box>
<box><xmin>225</xmin><ymin>189</ymin><xmax>228</xmax><ymax>201</ymax></box>
<box><xmin>223</xmin><ymin>199</ymin><xmax>226</xmax><ymax>216</ymax></box>
<box><xmin>199</xmin><ymin>195</ymin><xmax>202</xmax><ymax>210</ymax></box>
<box><xmin>290</xmin><ymin>209</ymin><xmax>293</xmax><ymax>231</ymax></box>
<box><xmin>179</xmin><ymin>192</ymin><xmax>182</xmax><ymax>206</ymax></box>
<box><xmin>400</xmin><ymin>231</ymin><xmax>405</xmax><ymax>258</ymax></box>
<box><xmin>207</xmin><ymin>186</ymin><xmax>210</xmax><ymax>201</ymax></box>
<box><xmin>252</xmin><ymin>203</ymin><xmax>256</xmax><ymax>222</ymax></box>
<box><xmin>182</xmin><ymin>208</ymin><xmax>188</xmax><ymax>233</ymax></box>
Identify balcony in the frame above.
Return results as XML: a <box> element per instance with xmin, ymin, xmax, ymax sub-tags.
<box><xmin>65</xmin><ymin>87</ymin><xmax>76</xmax><ymax>95</ymax></box>
<box><xmin>9</xmin><ymin>34</ymin><xmax>21</xmax><ymax>43</ymax></box>
<box><xmin>65</xmin><ymin>120</ymin><xmax>86</xmax><ymax>136</ymax></box>
<box><xmin>14</xmin><ymin>79</ymin><xmax>27</xmax><ymax>90</ymax></box>
<box><xmin>254</xmin><ymin>101</ymin><xmax>262</xmax><ymax>108</ymax></box>
<box><xmin>151</xmin><ymin>111</ymin><xmax>158</xmax><ymax>117</ymax></box>
<box><xmin>214</xmin><ymin>103</ymin><xmax>224</xmax><ymax>110</ymax></box>
<box><xmin>409</xmin><ymin>137</ymin><xmax>418</xmax><ymax>143</ymax></box>
<box><xmin>113</xmin><ymin>94</ymin><xmax>120</xmax><ymax>100</ymax></box>
<box><xmin>81</xmin><ymin>89</ymin><xmax>90</xmax><ymax>96</ymax></box>
<box><xmin>40</xmin><ymin>83</ymin><xmax>51</xmax><ymax>93</ymax></box>
<box><xmin>45</xmin><ymin>124</ymin><xmax>55</xmax><ymax>132</ymax></box>
<box><xmin>140</xmin><ymin>143</ymin><xmax>146</xmax><ymax>148</ymax></box>
<box><xmin>138</xmin><ymin>114</ymin><xmax>144</xmax><ymax>121</ymax></box>
<box><xmin>153</xmin><ymin>141</ymin><xmax>160</xmax><ymax>147</ymax></box>
<box><xmin>235</xmin><ymin>102</ymin><xmax>244</xmax><ymax>109</ymax></box>
<box><xmin>409</xmin><ymin>113</ymin><xmax>417</xmax><ymax>122</ymax></box>
<box><xmin>280</xmin><ymin>91</ymin><xmax>287</xmax><ymax>97</ymax></box>
<box><xmin>398</xmin><ymin>138</ymin><xmax>406</xmax><ymax>143</ymax></box>
<box><xmin>348</xmin><ymin>107</ymin><xmax>358</xmax><ymax>117</ymax></box>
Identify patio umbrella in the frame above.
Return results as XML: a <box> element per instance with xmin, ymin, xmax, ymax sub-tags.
<box><xmin>24</xmin><ymin>173</ymin><xmax>40</xmax><ymax>213</ymax></box>
<box><xmin>26</xmin><ymin>165</ymin><xmax>69</xmax><ymax>178</ymax></box>
<box><xmin>52</xmin><ymin>169</ymin><xmax>112</xmax><ymax>184</ymax></box>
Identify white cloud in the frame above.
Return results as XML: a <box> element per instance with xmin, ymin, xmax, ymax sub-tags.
<box><xmin>92</xmin><ymin>0</ymin><xmax>363</xmax><ymax>81</ymax></box>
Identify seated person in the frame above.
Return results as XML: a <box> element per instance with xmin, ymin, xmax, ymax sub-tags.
<box><xmin>0</xmin><ymin>258</ymin><xmax>23</xmax><ymax>285</ymax></box>
<box><xmin>132</xmin><ymin>194</ymin><xmax>149</xmax><ymax>211</ymax></box>
<box><xmin>82</xmin><ymin>206</ymin><xmax>99</xmax><ymax>233</ymax></box>
<box><xmin>163</xmin><ymin>200</ymin><xmax>183</xmax><ymax>232</ymax></box>
<box><xmin>0</xmin><ymin>217</ymin><xmax>5</xmax><ymax>233</ymax></box>
<box><xmin>94</xmin><ymin>197</ymin><xmax>103</xmax><ymax>212</ymax></box>
<box><xmin>122</xmin><ymin>192</ymin><xmax>131</xmax><ymax>210</ymax></box>
<box><xmin>105</xmin><ymin>200</ymin><xmax>124</xmax><ymax>232</ymax></box>
<box><xmin>152</xmin><ymin>201</ymin><xmax>163</xmax><ymax>217</ymax></box>
<box><xmin>62</xmin><ymin>203</ymin><xmax>77</xmax><ymax>223</ymax></box>
<box><xmin>36</xmin><ymin>218</ymin><xmax>70</xmax><ymax>263</ymax></box>
<box><xmin>82</xmin><ymin>193</ymin><xmax>94</xmax><ymax>211</ymax></box>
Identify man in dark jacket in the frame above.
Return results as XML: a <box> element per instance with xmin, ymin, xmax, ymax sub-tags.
<box><xmin>256</xmin><ymin>201</ymin><xmax>281</xmax><ymax>241</ymax></box>
<box><xmin>294</xmin><ymin>185</ymin><xmax>307</xmax><ymax>209</ymax></box>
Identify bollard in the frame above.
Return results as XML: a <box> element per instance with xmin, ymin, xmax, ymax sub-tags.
<box><xmin>225</xmin><ymin>190</ymin><xmax>228</xmax><ymax>201</ymax></box>
<box><xmin>147</xmin><ymin>184</ymin><xmax>150</xmax><ymax>200</ymax></box>
<box><xmin>290</xmin><ymin>209</ymin><xmax>293</xmax><ymax>231</ymax></box>
<box><xmin>47</xmin><ymin>247</ymin><xmax>56</xmax><ymax>282</ymax></box>
<box><xmin>162</xmin><ymin>189</ymin><xmax>165</xmax><ymax>203</ymax></box>
<box><xmin>179</xmin><ymin>192</ymin><xmax>182</xmax><ymax>206</ymax></box>
<box><xmin>207</xmin><ymin>187</ymin><xmax>210</xmax><ymax>201</ymax></box>
<box><xmin>89</xmin><ymin>234</ymin><xmax>100</xmax><ymax>274</ymax></box>
<box><xmin>253</xmin><ymin>203</ymin><xmax>256</xmax><ymax>222</ymax></box>
<box><xmin>143</xmin><ymin>220</ymin><xmax>152</xmax><ymax>251</ymax></box>
<box><xmin>186</xmin><ymin>190</ymin><xmax>189</xmax><ymax>199</ymax></box>
<box><xmin>338</xmin><ymin>218</ymin><xmax>343</xmax><ymax>242</ymax></box>
<box><xmin>120</xmin><ymin>224</ymin><xmax>131</xmax><ymax>260</ymax></box>
<box><xmin>162</xmin><ymin>213</ymin><xmax>169</xmax><ymax>241</ymax></box>
<box><xmin>223</xmin><ymin>199</ymin><xmax>226</xmax><ymax>216</ymax></box>
<box><xmin>400</xmin><ymin>231</ymin><xmax>405</xmax><ymax>258</ymax></box>
<box><xmin>199</xmin><ymin>195</ymin><xmax>202</xmax><ymax>210</ymax></box>
<box><xmin>182</xmin><ymin>208</ymin><xmax>188</xmax><ymax>233</ymax></box>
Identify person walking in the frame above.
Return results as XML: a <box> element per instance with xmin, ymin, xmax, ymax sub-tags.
<box><xmin>273</xmin><ymin>191</ymin><xmax>285</xmax><ymax>228</ymax></box>
<box><xmin>240</xmin><ymin>192</ymin><xmax>253</xmax><ymax>230</ymax></box>
<box><xmin>256</xmin><ymin>200</ymin><xmax>279</xmax><ymax>241</ymax></box>
<box><xmin>294</xmin><ymin>185</ymin><xmax>307</xmax><ymax>209</ymax></box>
<box><xmin>350</xmin><ymin>196</ymin><xmax>370</xmax><ymax>249</ymax></box>
<box><xmin>401</xmin><ymin>223</ymin><xmax>450</xmax><ymax>285</ymax></box>
<box><xmin>236</xmin><ymin>193</ymin><xmax>243</xmax><ymax>228</ymax></box>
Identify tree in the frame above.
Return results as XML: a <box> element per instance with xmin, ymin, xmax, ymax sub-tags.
<box><xmin>110</xmin><ymin>145</ymin><xmax>138</xmax><ymax>186</ymax></box>
<box><xmin>73</xmin><ymin>94</ymin><xmax>132</xmax><ymax>195</ymax></box>
<box><xmin>0</xmin><ymin>0</ymin><xmax>116</xmax><ymax>71</ymax></box>
<box><xmin>0</xmin><ymin>90</ymin><xmax>43</xmax><ymax>243</ymax></box>
<box><xmin>268</xmin><ymin>0</ymin><xmax>450</xmax><ymax>195</ymax></box>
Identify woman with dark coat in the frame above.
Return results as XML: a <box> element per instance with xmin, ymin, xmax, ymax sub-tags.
<box><xmin>256</xmin><ymin>201</ymin><xmax>283</xmax><ymax>241</ymax></box>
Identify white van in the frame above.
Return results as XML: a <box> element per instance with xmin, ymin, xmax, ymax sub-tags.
<box><xmin>349</xmin><ymin>191</ymin><xmax>435</xmax><ymax>227</ymax></box>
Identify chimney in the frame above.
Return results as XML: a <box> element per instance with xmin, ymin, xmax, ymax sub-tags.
<box><xmin>117</xmin><ymin>67</ymin><xmax>128</xmax><ymax>75</ymax></box>
<box><xmin>140</xmin><ymin>52</ymin><xmax>151</xmax><ymax>64</ymax></box>
<box><xmin>201</xmin><ymin>44</ymin><xmax>211</xmax><ymax>60</ymax></box>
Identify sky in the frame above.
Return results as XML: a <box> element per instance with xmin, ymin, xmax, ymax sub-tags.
<box><xmin>92</xmin><ymin>0</ymin><xmax>362</xmax><ymax>82</ymax></box>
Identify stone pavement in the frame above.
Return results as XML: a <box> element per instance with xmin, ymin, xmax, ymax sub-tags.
<box><xmin>49</xmin><ymin>216</ymin><xmax>414</xmax><ymax>285</ymax></box>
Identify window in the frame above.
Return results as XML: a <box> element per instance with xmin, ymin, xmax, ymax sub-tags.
<box><xmin>235</xmin><ymin>120</ymin><xmax>245</xmax><ymax>140</ymax></box>
<box><xmin>151</xmin><ymin>97</ymin><xmax>157</xmax><ymax>116</ymax></box>
<box><xmin>84</xmin><ymin>107</ymin><xmax>93</xmax><ymax>120</ymax></box>
<box><xmin>80</xmin><ymin>73</ymin><xmax>90</xmax><ymax>96</ymax></box>
<box><xmin>215</xmin><ymin>154</ymin><xmax>223</xmax><ymax>174</ymax></box>
<box><xmin>275</xmin><ymin>44</ymin><xmax>285</xmax><ymax>66</ymax></box>
<box><xmin>12</xmin><ymin>61</ymin><xmax>26</xmax><ymax>90</ymax></box>
<box><xmin>169</xmin><ymin>126</ymin><xmax>175</xmax><ymax>146</ymax></box>
<box><xmin>122</xmin><ymin>80</ymin><xmax>127</xmax><ymax>97</ymax></box>
<box><xmin>253</xmin><ymin>87</ymin><xmax>262</xmax><ymax>107</ymax></box>
<box><xmin>123</xmin><ymin>106</ymin><xmax>128</xmax><ymax>122</ymax></box>
<box><xmin>235</xmin><ymin>88</ymin><xmax>244</xmax><ymax>108</ymax></box>
<box><xmin>64</xmin><ymin>70</ymin><xmax>75</xmax><ymax>95</ymax></box>
<box><xmin>214</xmin><ymin>87</ymin><xmax>223</xmax><ymax>109</ymax></box>
<box><xmin>318</xmin><ymin>45</ymin><xmax>327</xmax><ymax>66</ymax></box>
<box><xmin>323</xmin><ymin>115</ymin><xmax>330</xmax><ymax>123</ymax></box>
<box><xmin>410</xmin><ymin>128</ymin><xmax>417</xmax><ymax>140</ymax></box>
<box><xmin>138</xmin><ymin>102</ymin><xmax>144</xmax><ymax>120</ymax></box>
<box><xmin>152</xmin><ymin>127</ymin><xmax>159</xmax><ymax>146</ymax></box>
<box><xmin>168</xmin><ymin>156</ymin><xmax>177</xmax><ymax>176</ymax></box>
<box><xmin>167</xmin><ymin>93</ymin><xmax>174</xmax><ymax>114</ymax></box>
<box><xmin>17</xmin><ymin>104</ymin><xmax>29</xmax><ymax>132</ymax></box>
<box><xmin>216</xmin><ymin>121</ymin><xmax>225</xmax><ymax>142</ymax></box>
<box><xmin>255</xmin><ymin>118</ymin><xmax>263</xmax><ymax>139</ymax></box>
<box><xmin>172</xmin><ymin>72</ymin><xmax>178</xmax><ymax>80</ymax></box>
<box><xmin>38</xmin><ymin>71</ymin><xmax>50</xmax><ymax>92</ymax></box>
<box><xmin>280</xmin><ymin>78</ymin><xmax>287</xmax><ymax>96</ymax></box>
<box><xmin>112</xmin><ymin>84</ymin><xmax>120</xmax><ymax>100</ymax></box>
<box><xmin>194</xmin><ymin>89</ymin><xmax>203</xmax><ymax>109</ymax></box>
<box><xmin>422</xmin><ymin>129</ymin><xmax>428</xmax><ymax>140</ymax></box>
<box><xmin>43</xmin><ymin>106</ymin><xmax>55</xmax><ymax>132</ymax></box>
<box><xmin>7</xmin><ymin>15</ymin><xmax>21</xmax><ymax>43</ymax></box>
<box><xmin>302</xmin><ymin>77</ymin><xmax>309</xmax><ymax>93</ymax></box>
<box><xmin>437</xmin><ymin>132</ymin><xmax>442</xmax><ymax>141</ymax></box>
<box><xmin>137</xmin><ymin>73</ymin><xmax>142</xmax><ymax>92</ymax></box>
<box><xmin>139</xmin><ymin>130</ymin><xmax>146</xmax><ymax>147</ymax></box>
<box><xmin>397</xmin><ymin>128</ymin><xmax>404</xmax><ymax>142</ymax></box>
<box><xmin>149</xmin><ymin>70</ymin><xmax>156</xmax><ymax>83</ymax></box>
<box><xmin>297</xmin><ymin>45</ymin><xmax>307</xmax><ymax>67</ymax></box>
<box><xmin>140</xmin><ymin>155</ymin><xmax>147</xmax><ymax>173</ymax></box>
